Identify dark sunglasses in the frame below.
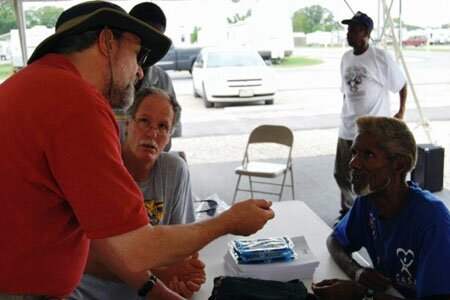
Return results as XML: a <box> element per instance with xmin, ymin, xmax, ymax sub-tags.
<box><xmin>195</xmin><ymin>199</ymin><xmax>218</xmax><ymax>216</ymax></box>
<box><xmin>137</xmin><ymin>46</ymin><xmax>151</xmax><ymax>66</ymax></box>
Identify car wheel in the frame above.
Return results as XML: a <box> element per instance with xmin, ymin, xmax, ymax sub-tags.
<box><xmin>202</xmin><ymin>83</ymin><xmax>214</xmax><ymax>108</ymax></box>
<box><xmin>265</xmin><ymin>100</ymin><xmax>274</xmax><ymax>105</ymax></box>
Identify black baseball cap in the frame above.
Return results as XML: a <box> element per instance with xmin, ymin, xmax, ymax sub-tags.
<box><xmin>342</xmin><ymin>11</ymin><xmax>374</xmax><ymax>31</ymax></box>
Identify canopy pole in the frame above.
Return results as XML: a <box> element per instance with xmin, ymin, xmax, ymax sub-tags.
<box><xmin>381</xmin><ymin>0</ymin><xmax>433</xmax><ymax>143</ymax></box>
<box><xmin>13</xmin><ymin>0</ymin><xmax>28</xmax><ymax>67</ymax></box>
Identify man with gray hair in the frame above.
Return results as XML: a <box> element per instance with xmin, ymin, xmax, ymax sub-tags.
<box><xmin>128</xmin><ymin>2</ymin><xmax>182</xmax><ymax>150</ymax></box>
<box><xmin>313</xmin><ymin>116</ymin><xmax>450</xmax><ymax>300</ymax></box>
<box><xmin>0</xmin><ymin>1</ymin><xmax>274</xmax><ymax>298</ymax></box>
<box><xmin>334</xmin><ymin>11</ymin><xmax>408</xmax><ymax>225</ymax></box>
<box><xmin>73</xmin><ymin>87</ymin><xmax>203</xmax><ymax>299</ymax></box>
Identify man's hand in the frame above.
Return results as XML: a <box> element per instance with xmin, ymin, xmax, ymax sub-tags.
<box><xmin>311</xmin><ymin>279</ymin><xmax>366</xmax><ymax>300</ymax></box>
<box><xmin>169</xmin><ymin>275</ymin><xmax>204</xmax><ymax>298</ymax></box>
<box><xmin>393</xmin><ymin>109</ymin><xmax>404</xmax><ymax>119</ymax></box>
<box><xmin>220</xmin><ymin>199</ymin><xmax>275</xmax><ymax>236</ymax></box>
<box><xmin>148</xmin><ymin>278</ymin><xmax>186</xmax><ymax>300</ymax></box>
<box><xmin>394</xmin><ymin>84</ymin><xmax>407</xmax><ymax>120</ymax></box>
<box><xmin>155</xmin><ymin>252</ymin><xmax>206</xmax><ymax>298</ymax></box>
<box><xmin>355</xmin><ymin>267</ymin><xmax>390</xmax><ymax>291</ymax></box>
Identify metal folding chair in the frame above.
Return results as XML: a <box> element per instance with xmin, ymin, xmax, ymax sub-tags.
<box><xmin>232</xmin><ymin>125</ymin><xmax>295</xmax><ymax>204</ymax></box>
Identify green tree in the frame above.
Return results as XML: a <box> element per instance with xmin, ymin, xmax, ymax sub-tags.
<box><xmin>292</xmin><ymin>5</ymin><xmax>341</xmax><ymax>33</ymax></box>
<box><xmin>26</xmin><ymin>6</ymin><xmax>63</xmax><ymax>28</ymax></box>
<box><xmin>227</xmin><ymin>9</ymin><xmax>252</xmax><ymax>24</ymax></box>
<box><xmin>292</xmin><ymin>10</ymin><xmax>309</xmax><ymax>33</ymax></box>
<box><xmin>0</xmin><ymin>4</ymin><xmax>62</xmax><ymax>34</ymax></box>
<box><xmin>0</xmin><ymin>2</ymin><xmax>17</xmax><ymax>35</ymax></box>
<box><xmin>190</xmin><ymin>26</ymin><xmax>201</xmax><ymax>44</ymax></box>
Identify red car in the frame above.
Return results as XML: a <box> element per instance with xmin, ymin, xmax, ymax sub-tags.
<box><xmin>402</xmin><ymin>36</ymin><xmax>427</xmax><ymax>47</ymax></box>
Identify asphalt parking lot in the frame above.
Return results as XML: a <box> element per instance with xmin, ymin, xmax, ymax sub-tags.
<box><xmin>169</xmin><ymin>47</ymin><xmax>450</xmax><ymax>225</ymax></box>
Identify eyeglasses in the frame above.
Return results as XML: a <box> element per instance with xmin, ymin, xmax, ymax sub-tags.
<box><xmin>133</xmin><ymin>117</ymin><xmax>172</xmax><ymax>136</ymax></box>
<box><xmin>137</xmin><ymin>46</ymin><xmax>151</xmax><ymax>66</ymax></box>
<box><xmin>116</xmin><ymin>32</ymin><xmax>151</xmax><ymax>67</ymax></box>
<box><xmin>195</xmin><ymin>199</ymin><xmax>218</xmax><ymax>216</ymax></box>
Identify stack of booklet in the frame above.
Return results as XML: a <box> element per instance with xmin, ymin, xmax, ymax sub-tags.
<box><xmin>224</xmin><ymin>236</ymin><xmax>319</xmax><ymax>281</ymax></box>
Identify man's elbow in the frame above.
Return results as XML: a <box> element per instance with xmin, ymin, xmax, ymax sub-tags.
<box><xmin>326</xmin><ymin>233</ymin><xmax>336</xmax><ymax>254</ymax></box>
<box><xmin>90</xmin><ymin>226</ymin><xmax>157</xmax><ymax>275</ymax></box>
<box><xmin>326</xmin><ymin>233</ymin><xmax>346</xmax><ymax>259</ymax></box>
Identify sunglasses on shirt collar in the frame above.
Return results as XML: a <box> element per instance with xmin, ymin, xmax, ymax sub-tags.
<box><xmin>195</xmin><ymin>199</ymin><xmax>218</xmax><ymax>216</ymax></box>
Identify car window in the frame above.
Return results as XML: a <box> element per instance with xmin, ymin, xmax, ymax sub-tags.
<box><xmin>207</xmin><ymin>51</ymin><xmax>264</xmax><ymax>68</ymax></box>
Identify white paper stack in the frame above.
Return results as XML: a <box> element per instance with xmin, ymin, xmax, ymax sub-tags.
<box><xmin>224</xmin><ymin>236</ymin><xmax>319</xmax><ymax>281</ymax></box>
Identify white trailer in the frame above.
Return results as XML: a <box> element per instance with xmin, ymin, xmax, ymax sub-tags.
<box><xmin>10</xmin><ymin>26</ymin><xmax>53</xmax><ymax>70</ymax></box>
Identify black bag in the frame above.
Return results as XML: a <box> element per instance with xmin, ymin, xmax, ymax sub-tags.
<box><xmin>208</xmin><ymin>276</ymin><xmax>319</xmax><ymax>300</ymax></box>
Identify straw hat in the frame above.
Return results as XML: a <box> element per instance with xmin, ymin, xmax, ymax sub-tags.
<box><xmin>28</xmin><ymin>1</ymin><xmax>172</xmax><ymax>66</ymax></box>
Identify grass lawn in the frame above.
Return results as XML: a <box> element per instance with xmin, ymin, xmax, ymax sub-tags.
<box><xmin>274</xmin><ymin>56</ymin><xmax>323</xmax><ymax>68</ymax></box>
<box><xmin>0</xmin><ymin>63</ymin><xmax>13</xmax><ymax>81</ymax></box>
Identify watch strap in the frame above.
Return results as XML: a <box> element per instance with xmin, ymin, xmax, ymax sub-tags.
<box><xmin>138</xmin><ymin>274</ymin><xmax>157</xmax><ymax>297</ymax></box>
<box><xmin>362</xmin><ymin>288</ymin><xmax>375</xmax><ymax>300</ymax></box>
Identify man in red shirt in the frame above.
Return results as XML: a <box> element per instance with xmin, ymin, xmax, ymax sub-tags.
<box><xmin>0</xmin><ymin>2</ymin><xmax>274</xmax><ymax>299</ymax></box>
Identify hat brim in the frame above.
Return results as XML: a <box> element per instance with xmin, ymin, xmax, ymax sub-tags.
<box><xmin>28</xmin><ymin>7</ymin><xmax>172</xmax><ymax>66</ymax></box>
<box><xmin>342</xmin><ymin>19</ymin><xmax>357</xmax><ymax>25</ymax></box>
<box><xmin>341</xmin><ymin>19</ymin><xmax>371</xmax><ymax>29</ymax></box>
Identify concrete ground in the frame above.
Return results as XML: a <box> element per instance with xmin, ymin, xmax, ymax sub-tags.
<box><xmin>172</xmin><ymin>121</ymin><xmax>450</xmax><ymax>227</ymax></box>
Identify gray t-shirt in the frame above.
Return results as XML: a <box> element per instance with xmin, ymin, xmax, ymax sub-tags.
<box><xmin>69</xmin><ymin>152</ymin><xmax>195</xmax><ymax>300</ymax></box>
<box><xmin>138</xmin><ymin>152</ymin><xmax>195</xmax><ymax>226</ymax></box>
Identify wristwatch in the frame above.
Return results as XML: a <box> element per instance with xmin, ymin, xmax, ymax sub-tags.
<box><xmin>138</xmin><ymin>274</ymin><xmax>157</xmax><ymax>297</ymax></box>
<box><xmin>362</xmin><ymin>288</ymin><xmax>375</xmax><ymax>300</ymax></box>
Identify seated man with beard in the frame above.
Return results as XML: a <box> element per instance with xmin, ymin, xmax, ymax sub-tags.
<box><xmin>71</xmin><ymin>87</ymin><xmax>204</xmax><ymax>299</ymax></box>
<box><xmin>312</xmin><ymin>116</ymin><xmax>450</xmax><ymax>300</ymax></box>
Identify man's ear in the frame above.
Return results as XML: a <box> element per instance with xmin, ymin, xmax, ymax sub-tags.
<box><xmin>99</xmin><ymin>28</ymin><xmax>113</xmax><ymax>56</ymax></box>
<box><xmin>393</xmin><ymin>157</ymin><xmax>407</xmax><ymax>175</ymax></box>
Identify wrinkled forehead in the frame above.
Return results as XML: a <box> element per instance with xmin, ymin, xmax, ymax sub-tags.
<box><xmin>137</xmin><ymin>93</ymin><xmax>174</xmax><ymax>116</ymax></box>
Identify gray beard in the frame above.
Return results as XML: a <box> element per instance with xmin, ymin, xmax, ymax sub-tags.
<box><xmin>353</xmin><ymin>177</ymin><xmax>392</xmax><ymax>197</ymax></box>
<box><xmin>109</xmin><ymin>82</ymin><xmax>135</xmax><ymax>109</ymax></box>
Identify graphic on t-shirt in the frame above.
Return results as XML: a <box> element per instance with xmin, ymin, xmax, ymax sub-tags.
<box><xmin>368</xmin><ymin>212</ymin><xmax>383</xmax><ymax>268</ymax></box>
<box><xmin>144</xmin><ymin>198</ymin><xmax>164</xmax><ymax>225</ymax></box>
<box><xmin>344</xmin><ymin>66</ymin><xmax>367</xmax><ymax>93</ymax></box>
<box><xmin>395</xmin><ymin>248</ymin><xmax>416</xmax><ymax>288</ymax></box>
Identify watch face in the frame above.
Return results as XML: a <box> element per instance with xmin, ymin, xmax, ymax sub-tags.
<box><xmin>362</xmin><ymin>288</ymin><xmax>375</xmax><ymax>300</ymax></box>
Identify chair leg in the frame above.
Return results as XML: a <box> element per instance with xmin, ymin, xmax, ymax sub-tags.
<box><xmin>278</xmin><ymin>172</ymin><xmax>288</xmax><ymax>201</ymax></box>
<box><xmin>290</xmin><ymin>166</ymin><xmax>295</xmax><ymax>199</ymax></box>
<box><xmin>232</xmin><ymin>175</ymin><xmax>242</xmax><ymax>205</ymax></box>
<box><xmin>248</xmin><ymin>176</ymin><xmax>254</xmax><ymax>198</ymax></box>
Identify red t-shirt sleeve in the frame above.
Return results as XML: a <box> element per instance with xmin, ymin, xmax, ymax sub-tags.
<box><xmin>45</xmin><ymin>93</ymin><xmax>149</xmax><ymax>239</ymax></box>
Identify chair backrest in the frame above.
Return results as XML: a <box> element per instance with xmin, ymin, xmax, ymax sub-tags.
<box><xmin>248</xmin><ymin>125</ymin><xmax>293</xmax><ymax>147</ymax></box>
